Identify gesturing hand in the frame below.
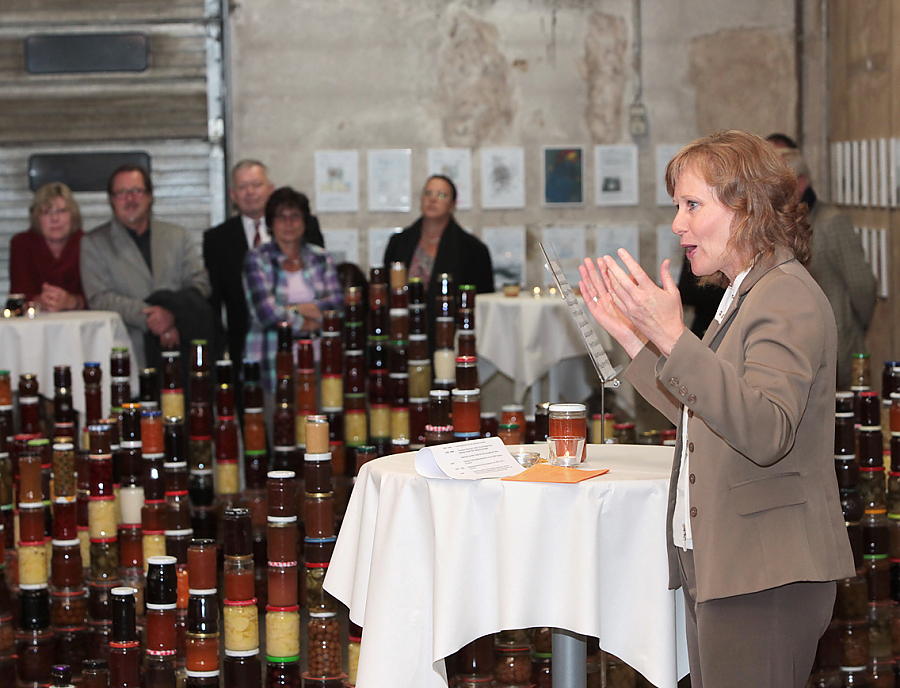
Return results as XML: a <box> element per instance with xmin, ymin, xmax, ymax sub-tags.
<box><xmin>601</xmin><ymin>249</ymin><xmax>685</xmax><ymax>358</ymax></box>
<box><xmin>579</xmin><ymin>257</ymin><xmax>647</xmax><ymax>359</ymax></box>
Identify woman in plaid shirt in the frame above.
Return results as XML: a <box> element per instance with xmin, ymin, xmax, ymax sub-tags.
<box><xmin>242</xmin><ymin>186</ymin><xmax>343</xmax><ymax>393</ymax></box>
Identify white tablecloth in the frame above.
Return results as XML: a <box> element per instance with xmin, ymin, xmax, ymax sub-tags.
<box><xmin>475</xmin><ymin>292</ymin><xmax>627</xmax><ymax>410</ymax></box>
<box><xmin>0</xmin><ymin>311</ymin><xmax>136</xmax><ymax>416</ymax></box>
<box><xmin>324</xmin><ymin>443</ymin><xmax>689</xmax><ymax>688</ymax></box>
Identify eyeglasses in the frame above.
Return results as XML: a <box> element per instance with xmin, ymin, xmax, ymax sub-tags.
<box><xmin>423</xmin><ymin>190</ymin><xmax>449</xmax><ymax>200</ymax></box>
<box><xmin>112</xmin><ymin>188</ymin><xmax>148</xmax><ymax>199</ymax></box>
<box><xmin>40</xmin><ymin>207</ymin><xmax>70</xmax><ymax>217</ymax></box>
<box><xmin>273</xmin><ymin>212</ymin><xmax>304</xmax><ymax>222</ymax></box>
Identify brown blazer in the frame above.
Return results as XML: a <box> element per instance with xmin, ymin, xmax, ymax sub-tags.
<box><xmin>625</xmin><ymin>249</ymin><xmax>854</xmax><ymax>604</ymax></box>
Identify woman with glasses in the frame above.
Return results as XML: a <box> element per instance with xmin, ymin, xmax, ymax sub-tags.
<box><xmin>383</xmin><ymin>174</ymin><xmax>494</xmax><ymax>349</ymax></box>
<box><xmin>9</xmin><ymin>182</ymin><xmax>86</xmax><ymax>311</ymax></box>
<box><xmin>243</xmin><ymin>186</ymin><xmax>343</xmax><ymax>395</ymax></box>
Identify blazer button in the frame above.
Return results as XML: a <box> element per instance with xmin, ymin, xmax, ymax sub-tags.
<box><xmin>669</xmin><ymin>377</ymin><xmax>679</xmax><ymax>387</ymax></box>
<box><xmin>689</xmin><ymin>473</ymin><xmax>695</xmax><ymax>484</ymax></box>
<box><xmin>688</xmin><ymin>442</ymin><xmax>694</xmax><ymax>452</ymax></box>
<box><xmin>690</xmin><ymin>507</ymin><xmax>697</xmax><ymax>517</ymax></box>
<box><xmin>687</xmin><ymin>409</ymin><xmax>694</xmax><ymax>418</ymax></box>
<box><xmin>680</xmin><ymin>386</ymin><xmax>688</xmax><ymax>396</ymax></box>
<box><xmin>687</xmin><ymin>394</ymin><xmax>697</xmax><ymax>404</ymax></box>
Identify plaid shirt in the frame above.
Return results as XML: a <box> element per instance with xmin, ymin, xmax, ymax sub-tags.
<box><xmin>243</xmin><ymin>240</ymin><xmax>343</xmax><ymax>391</ymax></box>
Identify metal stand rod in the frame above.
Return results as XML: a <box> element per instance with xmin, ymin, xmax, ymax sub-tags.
<box><xmin>552</xmin><ymin>627</ymin><xmax>587</xmax><ymax>688</ymax></box>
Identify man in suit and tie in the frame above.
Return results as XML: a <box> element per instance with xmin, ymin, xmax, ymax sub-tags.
<box><xmin>202</xmin><ymin>159</ymin><xmax>324</xmax><ymax>371</ymax></box>
<box><xmin>80</xmin><ymin>164</ymin><xmax>212</xmax><ymax>372</ymax></box>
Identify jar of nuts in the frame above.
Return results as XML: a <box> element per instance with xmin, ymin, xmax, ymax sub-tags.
<box><xmin>493</xmin><ymin>645</ymin><xmax>533</xmax><ymax>686</ymax></box>
<box><xmin>307</xmin><ymin>613</ymin><xmax>342</xmax><ymax>678</ymax></box>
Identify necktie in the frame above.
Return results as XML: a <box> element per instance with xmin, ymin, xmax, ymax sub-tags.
<box><xmin>253</xmin><ymin>219</ymin><xmax>262</xmax><ymax>248</ymax></box>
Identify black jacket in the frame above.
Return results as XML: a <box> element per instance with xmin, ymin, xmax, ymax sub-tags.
<box><xmin>383</xmin><ymin>217</ymin><xmax>494</xmax><ymax>349</ymax></box>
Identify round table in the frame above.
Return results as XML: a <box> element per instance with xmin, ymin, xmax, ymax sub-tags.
<box><xmin>0</xmin><ymin>310</ymin><xmax>136</xmax><ymax>415</ymax></box>
<box><xmin>475</xmin><ymin>292</ymin><xmax>632</xmax><ymax>415</ymax></box>
<box><xmin>324</xmin><ymin>443</ymin><xmax>689</xmax><ymax>687</ymax></box>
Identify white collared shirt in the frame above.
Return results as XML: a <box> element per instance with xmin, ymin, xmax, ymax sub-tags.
<box><xmin>674</xmin><ymin>266</ymin><xmax>752</xmax><ymax>550</ymax></box>
<box><xmin>242</xmin><ymin>215</ymin><xmax>269</xmax><ymax>248</ymax></box>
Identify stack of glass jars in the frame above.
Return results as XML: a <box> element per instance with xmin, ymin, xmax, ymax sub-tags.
<box><xmin>367</xmin><ymin>270</ymin><xmax>391</xmax><ymax>458</ymax></box>
<box><xmin>304</xmin><ymin>415</ymin><xmax>343</xmax><ymax>686</ymax></box>
<box><xmin>188</xmin><ymin>341</ymin><xmax>217</xmax><ymax>539</ymax></box>
<box><xmin>51</xmin><ymin>436</ymin><xmax>86</xmax><ymax>676</ymax></box>
<box><xmin>222</xmin><ymin>508</ymin><xmax>260</xmax><ymax>688</ymax></box>
<box><xmin>433</xmin><ymin>274</ymin><xmax>456</xmax><ymax>390</ymax></box>
<box><xmin>141</xmin><ymin>410</ymin><xmax>167</xmax><ymax>568</ymax></box>
<box><xmin>117</xmin><ymin>403</ymin><xmax>144</xmax><ymax>611</ymax></box>
<box><xmin>343</xmin><ymin>286</ymin><xmax>368</xmax><ymax>469</ymax></box>
<box><xmin>295</xmin><ymin>338</ymin><xmax>318</xmax><ymax>450</ymax></box>
<box><xmin>162</xmin><ymin>419</ymin><xmax>191</xmax><ymax>674</ymax></box>
<box><xmin>265</xmin><ymin>470</ymin><xmax>301</xmax><ymax>684</ymax></box>
<box><xmin>82</xmin><ymin>363</ymin><xmax>102</xmax><ymax>449</ymax></box>
<box><xmin>185</xmin><ymin>539</ymin><xmax>219</xmax><ymax>685</ymax></box>
<box><xmin>86</xmin><ymin>424</ymin><xmax>118</xmax><ymax>659</ymax></box>
<box><xmin>241</xmin><ymin>361</ymin><xmax>268</xmax><ymax>611</ymax></box>
<box><xmin>145</xmin><ymin>555</ymin><xmax>179</xmax><ymax>687</ymax></box>
<box><xmin>214</xmin><ymin>361</ymin><xmax>240</xmax><ymax>500</ymax></box>
<box><xmin>408</xmin><ymin>278</ymin><xmax>431</xmax><ymax>451</ymax></box>
<box><xmin>322</xmin><ymin>311</ymin><xmax>346</xmax><ymax>483</ymax></box>
<box><xmin>160</xmin><ymin>351</ymin><xmax>185</xmax><ymax>421</ymax></box>
<box><xmin>52</xmin><ymin>365</ymin><xmax>76</xmax><ymax>442</ymax></box>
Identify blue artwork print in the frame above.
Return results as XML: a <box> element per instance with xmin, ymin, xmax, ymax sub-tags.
<box><xmin>544</xmin><ymin>147</ymin><xmax>584</xmax><ymax>204</ymax></box>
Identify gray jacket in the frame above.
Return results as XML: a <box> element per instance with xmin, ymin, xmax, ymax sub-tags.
<box><xmin>80</xmin><ymin>216</ymin><xmax>210</xmax><ymax>369</ymax></box>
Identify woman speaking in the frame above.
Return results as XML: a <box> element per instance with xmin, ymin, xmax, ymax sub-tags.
<box><xmin>579</xmin><ymin>130</ymin><xmax>853</xmax><ymax>688</ymax></box>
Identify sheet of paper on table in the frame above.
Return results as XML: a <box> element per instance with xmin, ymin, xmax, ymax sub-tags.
<box><xmin>502</xmin><ymin>464</ymin><xmax>609</xmax><ymax>483</ymax></box>
<box><xmin>414</xmin><ymin>436</ymin><xmax>525</xmax><ymax>479</ymax></box>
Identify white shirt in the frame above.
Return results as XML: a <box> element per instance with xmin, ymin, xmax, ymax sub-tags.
<box><xmin>674</xmin><ymin>265</ymin><xmax>752</xmax><ymax>551</ymax></box>
<box><xmin>242</xmin><ymin>215</ymin><xmax>269</xmax><ymax>248</ymax></box>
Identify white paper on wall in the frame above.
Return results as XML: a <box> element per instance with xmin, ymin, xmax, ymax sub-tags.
<box><xmin>314</xmin><ymin>150</ymin><xmax>359</xmax><ymax>213</ymax></box>
<box><xmin>595</xmin><ymin>144</ymin><xmax>639</xmax><ymax>206</ymax></box>
<box><xmin>323</xmin><ymin>228</ymin><xmax>360</xmax><ymax>266</ymax></box>
<box><xmin>482</xmin><ymin>226</ymin><xmax>527</xmax><ymax>287</ymax></box>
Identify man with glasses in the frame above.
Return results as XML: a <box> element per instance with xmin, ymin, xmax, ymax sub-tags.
<box><xmin>80</xmin><ymin>164</ymin><xmax>212</xmax><ymax>371</ymax></box>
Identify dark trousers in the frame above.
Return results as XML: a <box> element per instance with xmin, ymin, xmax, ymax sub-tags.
<box><xmin>677</xmin><ymin>548</ymin><xmax>835</xmax><ymax>688</ymax></box>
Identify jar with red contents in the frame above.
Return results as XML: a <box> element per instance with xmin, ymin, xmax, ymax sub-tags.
<box><xmin>267</xmin><ymin>520</ymin><xmax>298</xmax><ymax>607</ymax></box>
<box><xmin>409</xmin><ymin>332</ymin><xmax>429</xmax><ymax>360</ymax></box>
<box><xmin>409</xmin><ymin>398</ymin><xmax>428</xmax><ymax>448</ymax></box>
<box><xmin>455</xmin><ymin>356</ymin><xmax>478</xmax><ymax>391</ymax></box>
<box><xmin>160</xmin><ymin>351</ymin><xmax>185</xmax><ymax>420</ymax></box>
<box><xmin>549</xmin><ymin>403</ymin><xmax>587</xmax><ymax>458</ymax></box>
<box><xmin>452</xmin><ymin>388</ymin><xmax>481</xmax><ymax>437</ymax></box>
<box><xmin>304</xmin><ymin>494</ymin><xmax>334</xmax><ymax>539</ymax></box>
<box><xmin>344</xmin><ymin>350</ymin><xmax>366</xmax><ymax>395</ymax></box>
<box><xmin>18</xmin><ymin>373</ymin><xmax>41</xmax><ymax>435</ymax></box>
<box><xmin>321</xmin><ymin>333</ymin><xmax>343</xmax><ymax>379</ymax></box>
<box><xmin>479</xmin><ymin>412</ymin><xmax>498</xmax><ymax>439</ymax></box>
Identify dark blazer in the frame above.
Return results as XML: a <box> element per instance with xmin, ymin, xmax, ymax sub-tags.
<box><xmin>625</xmin><ymin>249</ymin><xmax>854</xmax><ymax>604</ymax></box>
<box><xmin>383</xmin><ymin>217</ymin><xmax>494</xmax><ymax>349</ymax></box>
<box><xmin>203</xmin><ymin>214</ymin><xmax>324</xmax><ymax>368</ymax></box>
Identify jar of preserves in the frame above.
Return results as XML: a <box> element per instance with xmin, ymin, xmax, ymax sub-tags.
<box><xmin>266</xmin><ymin>605</ymin><xmax>300</xmax><ymax>659</ymax></box>
<box><xmin>222</xmin><ymin>597</ymin><xmax>259</xmax><ymax>654</ymax></box>
<box><xmin>307</xmin><ymin>613</ymin><xmax>342</xmax><ymax>677</ymax></box>
<box><xmin>451</xmin><ymin>388</ymin><xmax>481</xmax><ymax>436</ymax></box>
<box><xmin>304</xmin><ymin>493</ymin><xmax>335</xmax><ymax>539</ymax></box>
<box><xmin>492</xmin><ymin>645</ymin><xmax>532</xmax><ymax>686</ymax></box>
<box><xmin>305</xmin><ymin>563</ymin><xmax>338</xmax><ymax>615</ymax></box>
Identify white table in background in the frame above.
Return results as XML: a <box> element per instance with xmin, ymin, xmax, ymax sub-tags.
<box><xmin>0</xmin><ymin>310</ymin><xmax>136</xmax><ymax>416</ymax></box>
<box><xmin>324</xmin><ymin>443</ymin><xmax>689</xmax><ymax>688</ymax></box>
<box><xmin>475</xmin><ymin>292</ymin><xmax>626</xmax><ymax>409</ymax></box>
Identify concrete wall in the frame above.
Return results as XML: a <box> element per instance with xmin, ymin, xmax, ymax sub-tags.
<box><xmin>226</xmin><ymin>0</ymin><xmax>798</xmax><ymax>284</ymax></box>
